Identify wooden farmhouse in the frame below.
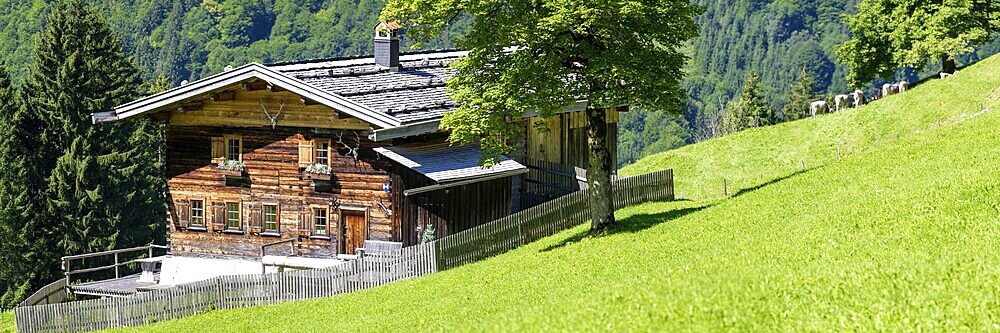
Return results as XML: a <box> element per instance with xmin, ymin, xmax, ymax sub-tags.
<box><xmin>93</xmin><ymin>22</ymin><xmax>621</xmax><ymax>258</ymax></box>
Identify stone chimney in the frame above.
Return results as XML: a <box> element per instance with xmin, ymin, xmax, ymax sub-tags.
<box><xmin>374</xmin><ymin>21</ymin><xmax>401</xmax><ymax>69</ymax></box>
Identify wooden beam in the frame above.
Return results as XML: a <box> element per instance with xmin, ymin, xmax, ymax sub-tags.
<box><xmin>242</xmin><ymin>81</ymin><xmax>269</xmax><ymax>91</ymax></box>
<box><xmin>300</xmin><ymin>98</ymin><xmax>319</xmax><ymax>106</ymax></box>
<box><xmin>211</xmin><ymin>91</ymin><xmax>235</xmax><ymax>102</ymax></box>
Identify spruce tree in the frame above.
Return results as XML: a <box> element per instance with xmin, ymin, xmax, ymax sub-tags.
<box><xmin>783</xmin><ymin>68</ymin><xmax>816</xmax><ymax>122</ymax></box>
<box><xmin>0</xmin><ymin>0</ymin><xmax>165</xmax><ymax>306</ymax></box>
<box><xmin>721</xmin><ymin>70</ymin><xmax>774</xmax><ymax>135</ymax></box>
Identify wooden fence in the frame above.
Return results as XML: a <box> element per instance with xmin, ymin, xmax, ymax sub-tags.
<box><xmin>437</xmin><ymin>168</ymin><xmax>673</xmax><ymax>269</ymax></box>
<box><xmin>15</xmin><ymin>169</ymin><xmax>672</xmax><ymax>333</ymax></box>
<box><xmin>17</xmin><ymin>278</ymin><xmax>68</xmax><ymax>308</ymax></box>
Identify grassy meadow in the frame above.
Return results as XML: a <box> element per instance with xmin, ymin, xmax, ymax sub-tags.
<box><xmin>105</xmin><ymin>54</ymin><xmax>1000</xmax><ymax>331</ymax></box>
<box><xmin>620</xmin><ymin>54</ymin><xmax>1000</xmax><ymax>201</ymax></box>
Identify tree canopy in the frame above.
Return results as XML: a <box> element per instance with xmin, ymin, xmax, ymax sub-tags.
<box><xmin>837</xmin><ymin>0</ymin><xmax>1000</xmax><ymax>87</ymax></box>
<box><xmin>382</xmin><ymin>0</ymin><xmax>700</xmax><ymax>230</ymax></box>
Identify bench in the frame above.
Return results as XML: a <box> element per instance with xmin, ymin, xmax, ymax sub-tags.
<box><xmin>336</xmin><ymin>240</ymin><xmax>403</xmax><ymax>261</ymax></box>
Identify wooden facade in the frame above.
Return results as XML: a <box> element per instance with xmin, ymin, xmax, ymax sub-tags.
<box><xmin>110</xmin><ymin>73</ymin><xmax>619</xmax><ymax>258</ymax></box>
<box><xmin>389</xmin><ymin>161</ymin><xmax>513</xmax><ymax>246</ymax></box>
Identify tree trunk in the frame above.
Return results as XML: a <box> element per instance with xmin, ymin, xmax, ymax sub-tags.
<box><xmin>585</xmin><ymin>107</ymin><xmax>615</xmax><ymax>231</ymax></box>
<box><xmin>942</xmin><ymin>56</ymin><xmax>957</xmax><ymax>74</ymax></box>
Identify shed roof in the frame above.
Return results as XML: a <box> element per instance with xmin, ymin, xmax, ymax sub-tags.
<box><xmin>373</xmin><ymin>143</ymin><xmax>528</xmax><ymax>195</ymax></box>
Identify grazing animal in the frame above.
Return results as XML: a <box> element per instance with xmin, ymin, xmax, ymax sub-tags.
<box><xmin>874</xmin><ymin>88</ymin><xmax>883</xmax><ymax>100</ymax></box>
<box><xmin>851</xmin><ymin>89</ymin><xmax>864</xmax><ymax>108</ymax></box>
<box><xmin>834</xmin><ymin>94</ymin><xmax>851</xmax><ymax>112</ymax></box>
<box><xmin>896</xmin><ymin>80</ymin><xmax>908</xmax><ymax>93</ymax></box>
<box><xmin>882</xmin><ymin>83</ymin><xmax>895</xmax><ymax>97</ymax></box>
<box><xmin>810</xmin><ymin>100</ymin><xmax>829</xmax><ymax>117</ymax></box>
<box><xmin>940</xmin><ymin>72</ymin><xmax>953</xmax><ymax>79</ymax></box>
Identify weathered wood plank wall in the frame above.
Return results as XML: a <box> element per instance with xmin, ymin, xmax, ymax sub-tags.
<box><xmin>165</xmin><ymin>125</ymin><xmax>393</xmax><ymax>257</ymax></box>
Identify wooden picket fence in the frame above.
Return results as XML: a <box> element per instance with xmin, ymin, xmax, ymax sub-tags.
<box><xmin>437</xmin><ymin>168</ymin><xmax>673</xmax><ymax>269</ymax></box>
<box><xmin>15</xmin><ymin>169</ymin><xmax>672</xmax><ymax>333</ymax></box>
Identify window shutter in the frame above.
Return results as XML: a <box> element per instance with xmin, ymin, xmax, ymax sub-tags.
<box><xmin>299</xmin><ymin>210</ymin><xmax>312</xmax><ymax>237</ymax></box>
<box><xmin>211</xmin><ymin>202</ymin><xmax>226</xmax><ymax>231</ymax></box>
<box><xmin>176</xmin><ymin>201</ymin><xmax>190</xmax><ymax>228</ymax></box>
<box><xmin>248</xmin><ymin>203</ymin><xmax>262</xmax><ymax>233</ymax></box>
<box><xmin>211</xmin><ymin>137</ymin><xmax>225</xmax><ymax>164</ymax></box>
<box><xmin>298</xmin><ymin>140</ymin><xmax>315</xmax><ymax>168</ymax></box>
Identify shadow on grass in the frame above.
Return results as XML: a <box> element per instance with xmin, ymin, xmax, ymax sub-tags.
<box><xmin>539</xmin><ymin>167</ymin><xmax>820</xmax><ymax>253</ymax></box>
<box><xmin>728</xmin><ymin>166</ymin><xmax>819</xmax><ymax>199</ymax></box>
<box><xmin>540</xmin><ymin>201</ymin><xmax>708</xmax><ymax>253</ymax></box>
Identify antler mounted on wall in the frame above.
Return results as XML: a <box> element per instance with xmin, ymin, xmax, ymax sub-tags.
<box><xmin>258</xmin><ymin>98</ymin><xmax>285</xmax><ymax>129</ymax></box>
<box><xmin>335</xmin><ymin>131</ymin><xmax>362</xmax><ymax>167</ymax></box>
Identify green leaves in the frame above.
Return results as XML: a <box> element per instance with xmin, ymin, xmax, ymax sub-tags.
<box><xmin>837</xmin><ymin>0</ymin><xmax>1000</xmax><ymax>87</ymax></box>
<box><xmin>384</xmin><ymin>0</ymin><xmax>700</xmax><ymax>164</ymax></box>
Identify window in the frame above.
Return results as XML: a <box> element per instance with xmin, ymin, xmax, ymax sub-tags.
<box><xmin>226</xmin><ymin>202</ymin><xmax>240</xmax><ymax>230</ymax></box>
<box><xmin>263</xmin><ymin>204</ymin><xmax>278</xmax><ymax>232</ymax></box>
<box><xmin>227</xmin><ymin>137</ymin><xmax>241</xmax><ymax>161</ymax></box>
<box><xmin>313</xmin><ymin>208</ymin><xmax>328</xmax><ymax>236</ymax></box>
<box><xmin>315</xmin><ymin>140</ymin><xmax>330</xmax><ymax>166</ymax></box>
<box><xmin>190</xmin><ymin>200</ymin><xmax>205</xmax><ymax>227</ymax></box>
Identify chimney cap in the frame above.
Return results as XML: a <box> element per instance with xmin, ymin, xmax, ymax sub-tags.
<box><xmin>375</xmin><ymin>21</ymin><xmax>401</xmax><ymax>39</ymax></box>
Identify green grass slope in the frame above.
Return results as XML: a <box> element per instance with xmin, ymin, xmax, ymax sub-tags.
<box><xmin>621</xmin><ymin>54</ymin><xmax>1000</xmax><ymax>201</ymax></box>
<box><xmin>1</xmin><ymin>311</ymin><xmax>14</xmax><ymax>333</ymax></box>
<box><xmin>114</xmin><ymin>59</ymin><xmax>1000</xmax><ymax>331</ymax></box>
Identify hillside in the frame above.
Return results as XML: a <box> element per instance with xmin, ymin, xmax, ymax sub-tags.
<box><xmin>110</xmin><ymin>50</ymin><xmax>1000</xmax><ymax>332</ymax></box>
<box><xmin>621</xmin><ymin>53</ymin><xmax>1000</xmax><ymax>201</ymax></box>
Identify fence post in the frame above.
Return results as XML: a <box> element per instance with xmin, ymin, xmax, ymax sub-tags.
<box><xmin>114</xmin><ymin>252</ymin><xmax>120</xmax><ymax>279</ymax></box>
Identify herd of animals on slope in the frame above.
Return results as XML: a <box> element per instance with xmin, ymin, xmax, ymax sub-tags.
<box><xmin>808</xmin><ymin>71</ymin><xmax>957</xmax><ymax>117</ymax></box>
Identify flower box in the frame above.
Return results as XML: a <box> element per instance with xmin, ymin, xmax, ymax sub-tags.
<box><xmin>303</xmin><ymin>163</ymin><xmax>332</xmax><ymax>181</ymax></box>
<box><xmin>217</xmin><ymin>159</ymin><xmax>245</xmax><ymax>176</ymax></box>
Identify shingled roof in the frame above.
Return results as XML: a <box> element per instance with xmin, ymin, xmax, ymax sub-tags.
<box><xmin>267</xmin><ymin>50</ymin><xmax>466</xmax><ymax>126</ymax></box>
<box><xmin>96</xmin><ymin>48</ymin><xmax>591</xmax><ymax>141</ymax></box>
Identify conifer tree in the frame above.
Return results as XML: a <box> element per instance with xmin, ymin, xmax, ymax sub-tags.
<box><xmin>721</xmin><ymin>70</ymin><xmax>774</xmax><ymax>134</ymax></box>
<box><xmin>783</xmin><ymin>68</ymin><xmax>816</xmax><ymax>122</ymax></box>
<box><xmin>0</xmin><ymin>0</ymin><xmax>165</xmax><ymax>307</ymax></box>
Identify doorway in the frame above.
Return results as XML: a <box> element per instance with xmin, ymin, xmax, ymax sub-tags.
<box><xmin>340</xmin><ymin>209</ymin><xmax>368</xmax><ymax>254</ymax></box>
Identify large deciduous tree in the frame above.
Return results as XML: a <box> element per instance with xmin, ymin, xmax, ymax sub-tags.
<box><xmin>381</xmin><ymin>0</ymin><xmax>700</xmax><ymax>231</ymax></box>
<box><xmin>837</xmin><ymin>0</ymin><xmax>1000</xmax><ymax>87</ymax></box>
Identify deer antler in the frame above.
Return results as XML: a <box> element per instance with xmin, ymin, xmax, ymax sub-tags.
<box><xmin>259</xmin><ymin>98</ymin><xmax>285</xmax><ymax>129</ymax></box>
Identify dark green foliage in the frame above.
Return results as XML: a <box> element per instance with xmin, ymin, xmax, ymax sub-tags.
<box><xmin>0</xmin><ymin>0</ymin><xmax>164</xmax><ymax>308</ymax></box>
<box><xmin>783</xmin><ymin>68</ymin><xmax>817</xmax><ymax>121</ymax></box>
<box><xmin>721</xmin><ymin>71</ymin><xmax>774</xmax><ymax>135</ymax></box>
<box><xmin>617</xmin><ymin>110</ymin><xmax>690</xmax><ymax>167</ymax></box>
<box><xmin>382</xmin><ymin>0</ymin><xmax>700</xmax><ymax>230</ymax></box>
<box><xmin>837</xmin><ymin>0</ymin><xmax>1000</xmax><ymax>87</ymax></box>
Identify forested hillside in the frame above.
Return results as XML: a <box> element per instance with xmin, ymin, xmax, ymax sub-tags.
<box><xmin>0</xmin><ymin>0</ymin><xmax>467</xmax><ymax>83</ymax></box>
<box><xmin>1</xmin><ymin>0</ymin><xmax>996</xmax><ymax>168</ymax></box>
<box><xmin>619</xmin><ymin>0</ymin><xmax>1000</xmax><ymax>166</ymax></box>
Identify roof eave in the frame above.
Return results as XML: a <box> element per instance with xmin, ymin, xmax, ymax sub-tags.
<box><xmin>95</xmin><ymin>63</ymin><xmax>402</xmax><ymax>129</ymax></box>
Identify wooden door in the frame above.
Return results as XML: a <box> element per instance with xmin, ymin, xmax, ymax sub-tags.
<box><xmin>341</xmin><ymin>212</ymin><xmax>367</xmax><ymax>254</ymax></box>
